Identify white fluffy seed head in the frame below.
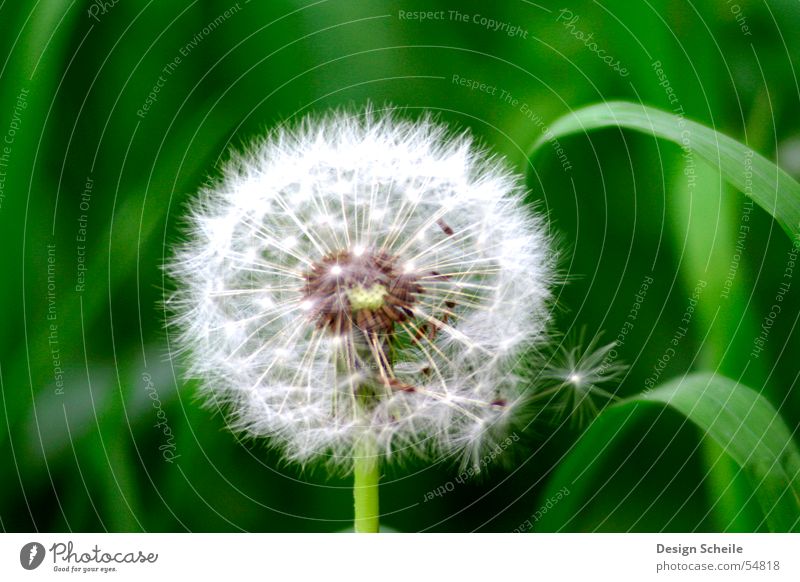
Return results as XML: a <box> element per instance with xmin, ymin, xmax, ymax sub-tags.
<box><xmin>167</xmin><ymin>107</ymin><xmax>556</xmax><ymax>471</ymax></box>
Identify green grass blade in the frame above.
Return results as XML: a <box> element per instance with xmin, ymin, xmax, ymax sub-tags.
<box><xmin>536</xmin><ymin>373</ymin><xmax>800</xmax><ymax>532</ymax></box>
<box><xmin>528</xmin><ymin>101</ymin><xmax>800</xmax><ymax>240</ymax></box>
<box><xmin>639</xmin><ymin>374</ymin><xmax>800</xmax><ymax>531</ymax></box>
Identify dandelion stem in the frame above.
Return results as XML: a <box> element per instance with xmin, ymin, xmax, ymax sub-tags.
<box><xmin>353</xmin><ymin>437</ymin><xmax>380</xmax><ymax>533</ymax></box>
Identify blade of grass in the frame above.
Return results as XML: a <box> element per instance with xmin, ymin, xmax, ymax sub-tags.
<box><xmin>640</xmin><ymin>374</ymin><xmax>800</xmax><ymax>531</ymax></box>
<box><xmin>0</xmin><ymin>2</ymin><xmax>82</xmax><ymax>444</ymax></box>
<box><xmin>535</xmin><ymin>373</ymin><xmax>800</xmax><ymax>532</ymax></box>
<box><xmin>528</xmin><ymin>101</ymin><xmax>800</xmax><ymax>241</ymax></box>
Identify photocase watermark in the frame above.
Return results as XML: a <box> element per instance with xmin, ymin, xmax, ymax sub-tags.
<box><xmin>20</xmin><ymin>542</ymin><xmax>46</xmax><ymax>570</ymax></box>
<box><xmin>422</xmin><ymin>433</ymin><xmax>520</xmax><ymax>502</ymax></box>
<box><xmin>652</xmin><ymin>60</ymin><xmax>681</xmax><ymax>109</ymax></box>
<box><xmin>513</xmin><ymin>486</ymin><xmax>570</xmax><ymax>532</ymax></box>
<box><xmin>726</xmin><ymin>0</ymin><xmax>753</xmax><ymax>37</ymax></box>
<box><xmin>87</xmin><ymin>0</ymin><xmax>121</xmax><ymax>23</ymax></box>
<box><xmin>556</xmin><ymin>9</ymin><xmax>629</xmax><ymax>77</ymax></box>
<box><xmin>720</xmin><ymin>191</ymin><xmax>754</xmax><ymax>300</ymax></box>
<box><xmin>397</xmin><ymin>9</ymin><xmax>529</xmax><ymax>39</ymax></box>
<box><xmin>143</xmin><ymin>372</ymin><xmax>180</xmax><ymax>463</ymax></box>
<box><xmin>75</xmin><ymin>175</ymin><xmax>94</xmax><ymax>293</ymax></box>
<box><xmin>42</xmin><ymin>540</ymin><xmax>158</xmax><ymax>573</ymax></box>
<box><xmin>750</xmin><ymin>235</ymin><xmax>799</xmax><ymax>359</ymax></box>
<box><xmin>451</xmin><ymin>73</ymin><xmax>498</xmax><ymax>97</ymax></box>
<box><xmin>136</xmin><ymin>2</ymin><xmax>244</xmax><ymax>119</ymax></box>
<box><xmin>450</xmin><ymin>74</ymin><xmax>573</xmax><ymax>172</ymax></box>
<box><xmin>598</xmin><ymin>274</ymin><xmax>653</xmax><ymax>376</ymax></box>
<box><xmin>644</xmin><ymin>279</ymin><xmax>707</xmax><ymax>392</ymax></box>
<box><xmin>0</xmin><ymin>86</ymin><xmax>29</xmax><ymax>212</ymax></box>
<box><xmin>518</xmin><ymin>101</ymin><xmax>574</xmax><ymax>172</ymax></box>
<box><xmin>651</xmin><ymin>59</ymin><xmax>699</xmax><ymax>193</ymax></box>
<box><xmin>46</xmin><ymin>243</ymin><xmax>65</xmax><ymax>396</ymax></box>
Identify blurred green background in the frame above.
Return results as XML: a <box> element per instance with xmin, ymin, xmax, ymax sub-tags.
<box><xmin>1</xmin><ymin>0</ymin><xmax>799</xmax><ymax>532</ymax></box>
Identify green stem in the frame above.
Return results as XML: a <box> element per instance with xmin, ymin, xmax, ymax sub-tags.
<box><xmin>353</xmin><ymin>438</ymin><xmax>380</xmax><ymax>533</ymax></box>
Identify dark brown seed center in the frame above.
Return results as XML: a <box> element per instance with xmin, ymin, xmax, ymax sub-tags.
<box><xmin>302</xmin><ymin>248</ymin><xmax>422</xmax><ymax>336</ymax></box>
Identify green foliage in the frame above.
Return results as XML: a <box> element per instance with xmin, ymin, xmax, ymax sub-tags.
<box><xmin>536</xmin><ymin>374</ymin><xmax>800</xmax><ymax>532</ymax></box>
<box><xmin>1</xmin><ymin>0</ymin><xmax>799</xmax><ymax>532</ymax></box>
<box><xmin>528</xmin><ymin>101</ymin><xmax>800</xmax><ymax>240</ymax></box>
<box><xmin>527</xmin><ymin>99</ymin><xmax>800</xmax><ymax>532</ymax></box>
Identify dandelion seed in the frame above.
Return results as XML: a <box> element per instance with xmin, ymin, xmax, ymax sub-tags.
<box><xmin>535</xmin><ymin>335</ymin><xmax>626</xmax><ymax>427</ymax></box>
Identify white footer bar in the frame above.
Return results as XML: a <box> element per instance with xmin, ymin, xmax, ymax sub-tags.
<box><xmin>1</xmin><ymin>533</ymin><xmax>797</xmax><ymax>581</ymax></box>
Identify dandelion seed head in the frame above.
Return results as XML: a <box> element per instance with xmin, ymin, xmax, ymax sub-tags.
<box><xmin>167</xmin><ymin>107</ymin><xmax>555</xmax><ymax>470</ymax></box>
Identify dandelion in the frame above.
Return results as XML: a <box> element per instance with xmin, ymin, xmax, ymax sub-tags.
<box><xmin>167</xmin><ymin>107</ymin><xmax>555</xmax><ymax>531</ymax></box>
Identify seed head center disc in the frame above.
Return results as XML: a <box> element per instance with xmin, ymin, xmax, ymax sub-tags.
<box><xmin>346</xmin><ymin>283</ymin><xmax>388</xmax><ymax>311</ymax></box>
<box><xmin>302</xmin><ymin>247</ymin><xmax>421</xmax><ymax>335</ymax></box>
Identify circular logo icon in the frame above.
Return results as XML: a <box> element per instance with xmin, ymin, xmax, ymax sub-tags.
<box><xmin>20</xmin><ymin>542</ymin><xmax>46</xmax><ymax>570</ymax></box>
